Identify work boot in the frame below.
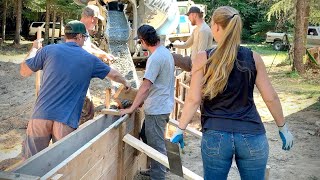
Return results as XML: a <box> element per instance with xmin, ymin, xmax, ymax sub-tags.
<box><xmin>139</xmin><ymin>168</ymin><xmax>151</xmax><ymax>177</ymax></box>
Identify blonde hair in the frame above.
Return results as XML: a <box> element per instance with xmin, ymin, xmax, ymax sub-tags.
<box><xmin>202</xmin><ymin>6</ymin><xmax>242</xmax><ymax>99</ymax></box>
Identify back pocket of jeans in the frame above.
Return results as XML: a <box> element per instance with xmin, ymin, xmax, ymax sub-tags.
<box><xmin>242</xmin><ymin>134</ymin><xmax>268</xmax><ymax>157</ymax></box>
<box><xmin>201</xmin><ymin>131</ymin><xmax>223</xmax><ymax>157</ymax></box>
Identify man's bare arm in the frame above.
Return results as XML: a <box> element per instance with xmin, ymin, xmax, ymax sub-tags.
<box><xmin>20</xmin><ymin>40</ymin><xmax>42</xmax><ymax>77</ymax></box>
<box><xmin>106</xmin><ymin>68</ymin><xmax>131</xmax><ymax>89</ymax></box>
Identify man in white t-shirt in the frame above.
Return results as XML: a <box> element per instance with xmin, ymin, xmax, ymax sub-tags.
<box><xmin>120</xmin><ymin>25</ymin><xmax>175</xmax><ymax>180</ymax></box>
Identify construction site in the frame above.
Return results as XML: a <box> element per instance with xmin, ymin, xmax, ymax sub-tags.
<box><xmin>0</xmin><ymin>0</ymin><xmax>320</xmax><ymax>179</ymax></box>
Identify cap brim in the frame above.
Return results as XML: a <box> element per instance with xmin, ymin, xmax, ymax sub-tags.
<box><xmin>185</xmin><ymin>12</ymin><xmax>190</xmax><ymax>16</ymax></box>
<box><xmin>97</xmin><ymin>15</ymin><xmax>104</xmax><ymax>20</ymax></box>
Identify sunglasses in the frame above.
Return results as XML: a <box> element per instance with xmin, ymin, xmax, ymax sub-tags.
<box><xmin>82</xmin><ymin>34</ymin><xmax>88</xmax><ymax>41</ymax></box>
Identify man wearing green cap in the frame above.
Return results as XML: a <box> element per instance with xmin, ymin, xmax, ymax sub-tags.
<box><xmin>20</xmin><ymin>20</ymin><xmax>130</xmax><ymax>159</ymax></box>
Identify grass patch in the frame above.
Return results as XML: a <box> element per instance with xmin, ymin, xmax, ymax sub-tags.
<box><xmin>242</xmin><ymin>43</ymin><xmax>287</xmax><ymax>56</ymax></box>
<box><xmin>0</xmin><ymin>41</ymin><xmax>32</xmax><ymax>55</ymax></box>
<box><xmin>242</xmin><ymin>43</ymin><xmax>289</xmax><ymax>66</ymax></box>
<box><xmin>286</xmin><ymin>71</ymin><xmax>300</xmax><ymax>78</ymax></box>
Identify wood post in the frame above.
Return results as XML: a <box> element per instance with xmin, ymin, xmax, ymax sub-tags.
<box><xmin>105</xmin><ymin>88</ymin><xmax>111</xmax><ymax>108</ymax></box>
<box><xmin>35</xmin><ymin>27</ymin><xmax>41</xmax><ymax>97</ymax></box>
<box><xmin>134</xmin><ymin>110</ymin><xmax>143</xmax><ymax>156</ymax></box>
<box><xmin>117</xmin><ymin>121</ymin><xmax>125</xmax><ymax>180</ymax></box>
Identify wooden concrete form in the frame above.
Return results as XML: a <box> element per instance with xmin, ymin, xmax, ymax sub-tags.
<box><xmin>172</xmin><ymin>71</ymin><xmax>201</xmax><ymax>120</ymax></box>
<box><xmin>0</xmin><ymin>171</ymin><xmax>39</xmax><ymax>180</ymax></box>
<box><xmin>13</xmin><ymin>113</ymin><xmax>146</xmax><ymax>180</ymax></box>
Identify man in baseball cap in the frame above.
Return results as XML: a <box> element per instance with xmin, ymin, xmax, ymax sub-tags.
<box><xmin>185</xmin><ymin>6</ymin><xmax>203</xmax><ymax>16</ymax></box>
<box><xmin>20</xmin><ymin>19</ymin><xmax>130</xmax><ymax>160</ymax></box>
<box><xmin>133</xmin><ymin>24</ymin><xmax>158</xmax><ymax>41</ymax></box>
<box><xmin>121</xmin><ymin>24</ymin><xmax>175</xmax><ymax>180</ymax></box>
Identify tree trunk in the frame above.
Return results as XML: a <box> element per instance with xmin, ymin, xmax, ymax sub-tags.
<box><xmin>59</xmin><ymin>14</ymin><xmax>64</xmax><ymax>38</ymax></box>
<box><xmin>14</xmin><ymin>0</ymin><xmax>22</xmax><ymax>46</ymax></box>
<box><xmin>304</xmin><ymin>0</ymin><xmax>310</xmax><ymax>45</ymax></box>
<box><xmin>45</xmin><ymin>0</ymin><xmax>51</xmax><ymax>45</ymax></box>
<box><xmin>51</xmin><ymin>8</ymin><xmax>56</xmax><ymax>44</ymax></box>
<box><xmin>2</xmin><ymin>0</ymin><xmax>7</xmax><ymax>41</ymax></box>
<box><xmin>293</xmin><ymin>0</ymin><xmax>308</xmax><ymax>74</ymax></box>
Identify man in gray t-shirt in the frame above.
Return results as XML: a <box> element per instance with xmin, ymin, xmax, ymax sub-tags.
<box><xmin>120</xmin><ymin>24</ymin><xmax>175</xmax><ymax>180</ymax></box>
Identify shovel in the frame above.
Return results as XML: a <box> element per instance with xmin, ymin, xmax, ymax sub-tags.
<box><xmin>165</xmin><ymin>139</ymin><xmax>183</xmax><ymax>177</ymax></box>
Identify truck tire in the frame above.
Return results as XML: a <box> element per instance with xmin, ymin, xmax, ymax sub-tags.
<box><xmin>273</xmin><ymin>40</ymin><xmax>283</xmax><ymax>51</ymax></box>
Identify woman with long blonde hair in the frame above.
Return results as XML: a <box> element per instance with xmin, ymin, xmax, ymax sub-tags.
<box><xmin>170</xmin><ymin>6</ymin><xmax>293</xmax><ymax>179</ymax></box>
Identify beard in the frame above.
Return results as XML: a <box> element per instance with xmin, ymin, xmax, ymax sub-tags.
<box><xmin>191</xmin><ymin>20</ymin><xmax>196</xmax><ymax>26</ymax></box>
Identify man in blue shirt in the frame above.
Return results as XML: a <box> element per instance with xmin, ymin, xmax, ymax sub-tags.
<box><xmin>20</xmin><ymin>20</ymin><xmax>130</xmax><ymax>159</ymax></box>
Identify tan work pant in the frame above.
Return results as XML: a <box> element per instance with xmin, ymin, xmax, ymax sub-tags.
<box><xmin>22</xmin><ymin>119</ymin><xmax>75</xmax><ymax>159</ymax></box>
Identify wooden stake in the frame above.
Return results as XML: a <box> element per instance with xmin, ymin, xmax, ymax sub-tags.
<box><xmin>117</xmin><ymin>122</ymin><xmax>125</xmax><ymax>180</ymax></box>
<box><xmin>105</xmin><ymin>88</ymin><xmax>111</xmax><ymax>108</ymax></box>
<box><xmin>35</xmin><ymin>27</ymin><xmax>41</xmax><ymax>97</ymax></box>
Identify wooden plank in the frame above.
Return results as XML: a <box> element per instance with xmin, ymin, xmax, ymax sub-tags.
<box><xmin>101</xmin><ymin>109</ymin><xmax>121</xmax><ymax>116</ymax></box>
<box><xmin>176</xmin><ymin>71</ymin><xmax>186</xmax><ymax>79</ymax></box>
<box><xmin>94</xmin><ymin>147</ymin><xmax>118</xmax><ymax>180</ymax></box>
<box><xmin>98</xmin><ymin>117</ymin><xmax>136</xmax><ymax>180</ymax></box>
<box><xmin>50</xmin><ymin>174</ymin><xmax>63</xmax><ymax>180</ymax></box>
<box><xmin>13</xmin><ymin>115</ymin><xmax>113</xmax><ymax>177</ymax></box>
<box><xmin>174</xmin><ymin>97</ymin><xmax>201</xmax><ymax>116</ymax></box>
<box><xmin>179</xmin><ymin>82</ymin><xmax>190</xmax><ymax>90</ymax></box>
<box><xmin>0</xmin><ymin>171</ymin><xmax>40</xmax><ymax>180</ymax></box>
<box><xmin>105</xmin><ymin>88</ymin><xmax>111</xmax><ymax>108</ymax></box>
<box><xmin>168</xmin><ymin>119</ymin><xmax>202</xmax><ymax>138</ymax></box>
<box><xmin>133</xmin><ymin>110</ymin><xmax>143</xmax><ymax>156</ymax></box>
<box><xmin>117</xmin><ymin>122</ymin><xmax>125</xmax><ymax>180</ymax></box>
<box><xmin>42</xmin><ymin>127</ymin><xmax>119</xmax><ymax>180</ymax></box>
<box><xmin>113</xmin><ymin>84</ymin><xmax>138</xmax><ymax>101</ymax></box>
<box><xmin>174</xmin><ymin>78</ymin><xmax>181</xmax><ymax>119</ymax></box>
<box><xmin>123</xmin><ymin>134</ymin><xmax>203</xmax><ymax>180</ymax></box>
<box><xmin>80</xmin><ymin>141</ymin><xmax>119</xmax><ymax>180</ymax></box>
<box><xmin>40</xmin><ymin>115</ymin><xmax>130</xmax><ymax>179</ymax></box>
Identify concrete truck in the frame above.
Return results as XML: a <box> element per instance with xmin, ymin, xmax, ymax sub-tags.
<box><xmin>74</xmin><ymin>0</ymin><xmax>206</xmax><ymax>64</ymax></box>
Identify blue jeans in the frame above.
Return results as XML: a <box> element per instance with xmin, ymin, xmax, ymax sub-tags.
<box><xmin>201</xmin><ymin>130</ymin><xmax>269</xmax><ymax>180</ymax></box>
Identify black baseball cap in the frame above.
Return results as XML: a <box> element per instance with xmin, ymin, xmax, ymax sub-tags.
<box><xmin>133</xmin><ymin>24</ymin><xmax>157</xmax><ymax>40</ymax></box>
<box><xmin>186</xmin><ymin>6</ymin><xmax>202</xmax><ymax>16</ymax></box>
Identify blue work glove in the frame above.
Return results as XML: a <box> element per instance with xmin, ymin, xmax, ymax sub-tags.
<box><xmin>170</xmin><ymin>127</ymin><xmax>185</xmax><ymax>149</ymax></box>
<box><xmin>278</xmin><ymin>123</ymin><xmax>293</xmax><ymax>150</ymax></box>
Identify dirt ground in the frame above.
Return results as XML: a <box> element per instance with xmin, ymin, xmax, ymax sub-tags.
<box><xmin>0</xmin><ymin>42</ymin><xmax>319</xmax><ymax>179</ymax></box>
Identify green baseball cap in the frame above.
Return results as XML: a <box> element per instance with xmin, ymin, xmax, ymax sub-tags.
<box><xmin>64</xmin><ymin>20</ymin><xmax>88</xmax><ymax>36</ymax></box>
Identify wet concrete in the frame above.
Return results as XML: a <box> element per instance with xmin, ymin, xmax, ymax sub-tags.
<box><xmin>105</xmin><ymin>10</ymin><xmax>140</xmax><ymax>89</ymax></box>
